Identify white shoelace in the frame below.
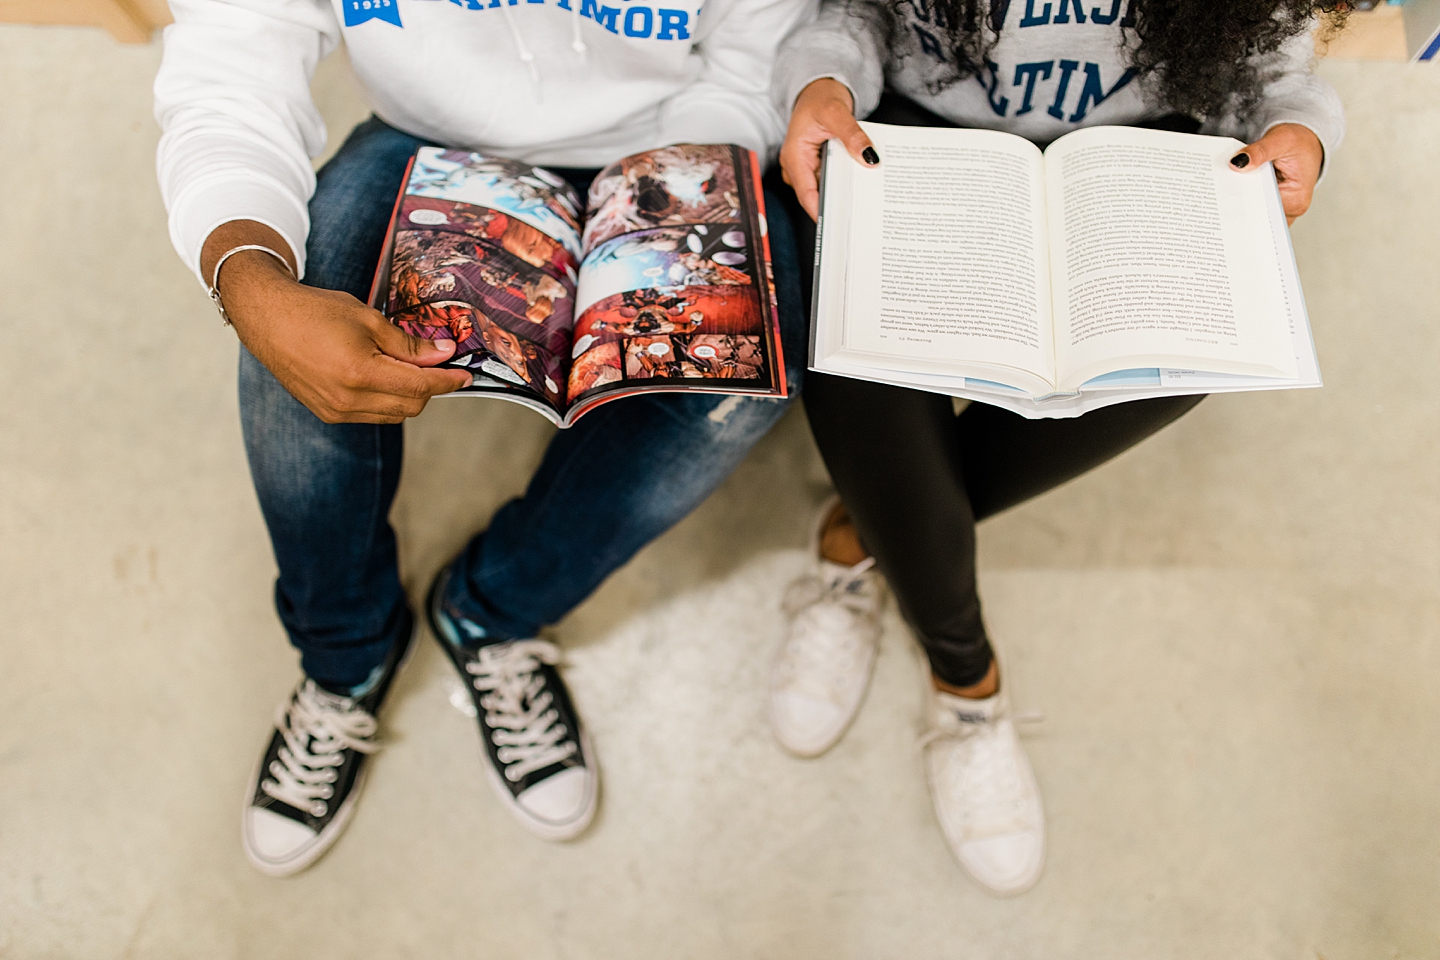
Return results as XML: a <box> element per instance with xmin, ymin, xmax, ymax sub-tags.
<box><xmin>922</xmin><ymin>708</ymin><xmax>1043</xmax><ymax>840</ymax></box>
<box><xmin>778</xmin><ymin>559</ymin><xmax>881</xmax><ymax>704</ymax></box>
<box><xmin>262</xmin><ymin>681</ymin><xmax>379</xmax><ymax>818</ymax></box>
<box><xmin>468</xmin><ymin>640</ymin><xmax>577</xmax><ymax>782</ymax></box>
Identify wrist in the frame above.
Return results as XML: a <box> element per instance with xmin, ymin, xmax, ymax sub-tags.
<box><xmin>216</xmin><ymin>248</ymin><xmax>296</xmax><ymax>298</ymax></box>
<box><xmin>799</xmin><ymin>77</ymin><xmax>854</xmax><ymax>112</ymax></box>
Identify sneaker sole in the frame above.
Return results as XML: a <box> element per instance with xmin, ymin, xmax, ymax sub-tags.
<box><xmin>240</xmin><ymin>618</ymin><xmax>421</xmax><ymax>877</ymax></box>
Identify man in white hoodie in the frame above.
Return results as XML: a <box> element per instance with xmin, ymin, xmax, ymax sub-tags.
<box><xmin>154</xmin><ymin>0</ymin><xmax>811</xmax><ymax>876</ymax></box>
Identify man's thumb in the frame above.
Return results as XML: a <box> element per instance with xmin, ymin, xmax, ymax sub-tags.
<box><xmin>373</xmin><ymin>318</ymin><xmax>459</xmax><ymax>366</ymax></box>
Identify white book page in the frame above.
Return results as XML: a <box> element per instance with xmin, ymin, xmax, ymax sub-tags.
<box><xmin>837</xmin><ymin>122</ymin><xmax>1055</xmax><ymax>388</ymax></box>
<box><xmin>1045</xmin><ymin>126</ymin><xmax>1297</xmax><ymax>391</ymax></box>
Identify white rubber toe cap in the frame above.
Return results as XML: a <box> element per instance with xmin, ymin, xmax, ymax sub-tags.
<box><xmin>516</xmin><ymin>767</ymin><xmax>591</xmax><ymax>829</ymax></box>
<box><xmin>959</xmin><ymin>833</ymin><xmax>1044</xmax><ymax>896</ymax></box>
<box><xmin>770</xmin><ymin>693</ymin><xmax>847</xmax><ymax>757</ymax></box>
<box><xmin>245</xmin><ymin>808</ymin><xmax>319</xmax><ymax>871</ymax></box>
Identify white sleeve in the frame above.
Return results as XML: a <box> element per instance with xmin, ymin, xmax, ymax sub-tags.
<box><xmin>656</xmin><ymin>0</ymin><xmax>819</xmax><ymax>164</ymax></box>
<box><xmin>1203</xmin><ymin>25</ymin><xmax>1345</xmax><ymax>181</ymax></box>
<box><xmin>154</xmin><ymin>0</ymin><xmax>340</xmax><ymax>283</ymax></box>
<box><xmin>771</xmin><ymin>0</ymin><xmax>887</xmax><ymax>118</ymax></box>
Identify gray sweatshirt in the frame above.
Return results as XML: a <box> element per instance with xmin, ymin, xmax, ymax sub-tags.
<box><xmin>773</xmin><ymin>0</ymin><xmax>1344</xmax><ymax>159</ymax></box>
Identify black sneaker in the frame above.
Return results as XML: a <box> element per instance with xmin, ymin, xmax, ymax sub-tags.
<box><xmin>241</xmin><ymin>611</ymin><xmax>415</xmax><ymax>876</ymax></box>
<box><xmin>427</xmin><ymin>566</ymin><xmax>598</xmax><ymax>840</ymax></box>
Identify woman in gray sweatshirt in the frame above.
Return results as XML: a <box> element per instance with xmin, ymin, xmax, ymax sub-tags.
<box><xmin>764</xmin><ymin>0</ymin><xmax>1344</xmax><ymax>895</ymax></box>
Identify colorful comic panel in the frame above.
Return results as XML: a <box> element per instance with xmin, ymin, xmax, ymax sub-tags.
<box><xmin>387</xmin><ymin>228</ymin><xmax>576</xmax><ymax>358</ymax></box>
<box><xmin>572</xmin><ymin>285</ymin><xmax>763</xmax><ymax>348</ymax></box>
<box><xmin>393</xmin><ymin>301</ymin><xmax>566</xmax><ymax>407</ymax></box>
<box><xmin>622</xmin><ymin>334</ymin><xmax>765</xmax><ymax>380</ymax></box>
<box><xmin>582</xmin><ymin>144</ymin><xmax>742</xmax><ymax>253</ymax></box>
<box><xmin>406</xmin><ymin>148</ymin><xmax>584</xmax><ymax>259</ymax></box>
<box><xmin>567</xmin><ymin>340</ymin><xmax>623</xmax><ymax>399</ymax></box>
<box><xmin>397</xmin><ymin>196</ymin><xmax>577</xmax><ymax>279</ymax></box>
<box><xmin>574</xmin><ymin>225</ymin><xmax>753</xmax><ymax>317</ymax></box>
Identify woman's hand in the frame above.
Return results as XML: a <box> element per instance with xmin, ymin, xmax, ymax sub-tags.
<box><xmin>1230</xmin><ymin>123</ymin><xmax>1323</xmax><ymax>225</ymax></box>
<box><xmin>779</xmin><ymin>78</ymin><xmax>879</xmax><ymax>221</ymax></box>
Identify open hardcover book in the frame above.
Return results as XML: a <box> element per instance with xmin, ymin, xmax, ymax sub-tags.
<box><xmin>811</xmin><ymin>122</ymin><xmax>1320</xmax><ymax>419</ymax></box>
<box><xmin>370</xmin><ymin>144</ymin><xmax>786</xmax><ymax>426</ymax></box>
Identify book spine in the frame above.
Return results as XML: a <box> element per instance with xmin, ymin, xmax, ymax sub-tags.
<box><xmin>744</xmin><ymin>147</ymin><xmax>787</xmax><ymax>398</ymax></box>
<box><xmin>366</xmin><ymin>152</ymin><xmax>418</xmax><ymax>311</ymax></box>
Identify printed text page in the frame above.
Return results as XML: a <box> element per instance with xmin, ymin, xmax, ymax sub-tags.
<box><xmin>1044</xmin><ymin>126</ymin><xmax>1296</xmax><ymax>390</ymax></box>
<box><xmin>843</xmin><ymin>124</ymin><xmax>1054</xmax><ymax>387</ymax></box>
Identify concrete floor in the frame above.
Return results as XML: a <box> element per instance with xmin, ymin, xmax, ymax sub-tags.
<box><xmin>0</xmin><ymin>26</ymin><xmax>1436</xmax><ymax>960</ymax></box>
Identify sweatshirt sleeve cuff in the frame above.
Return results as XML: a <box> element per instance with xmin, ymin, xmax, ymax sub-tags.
<box><xmin>773</xmin><ymin>38</ymin><xmax>884</xmax><ymax>118</ymax></box>
<box><xmin>1258</xmin><ymin>113</ymin><xmax>1342</xmax><ymax>185</ymax></box>
<box><xmin>168</xmin><ymin>175</ymin><xmax>311</xmax><ymax>287</ymax></box>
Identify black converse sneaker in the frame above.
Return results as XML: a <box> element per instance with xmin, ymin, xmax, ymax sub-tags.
<box><xmin>427</xmin><ymin>567</ymin><xmax>598</xmax><ymax>841</ymax></box>
<box><xmin>241</xmin><ymin>612</ymin><xmax>415</xmax><ymax>876</ymax></box>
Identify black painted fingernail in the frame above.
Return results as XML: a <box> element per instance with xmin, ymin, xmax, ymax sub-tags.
<box><xmin>862</xmin><ymin>147</ymin><xmax>880</xmax><ymax>165</ymax></box>
<box><xmin>1230</xmin><ymin>152</ymin><xmax>1250</xmax><ymax>169</ymax></box>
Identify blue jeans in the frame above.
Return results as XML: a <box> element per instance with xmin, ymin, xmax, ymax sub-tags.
<box><xmin>239</xmin><ymin>118</ymin><xmax>806</xmax><ymax>692</ymax></box>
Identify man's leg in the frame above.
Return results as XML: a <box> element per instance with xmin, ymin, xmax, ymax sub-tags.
<box><xmin>238</xmin><ymin>117</ymin><xmax>428</xmax><ymax>876</ymax></box>
<box><xmin>425</xmin><ymin>183</ymin><xmax>806</xmax><ymax>841</ymax></box>
<box><xmin>240</xmin><ymin>117</ymin><xmax>428</xmax><ymax>693</ymax></box>
<box><xmin>439</xmin><ymin>186</ymin><xmax>808</xmax><ymax>637</ymax></box>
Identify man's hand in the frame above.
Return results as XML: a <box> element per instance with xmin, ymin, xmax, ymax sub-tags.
<box><xmin>1230</xmin><ymin>123</ymin><xmax>1323</xmax><ymax>225</ymax></box>
<box><xmin>203</xmin><ymin>220</ymin><xmax>472</xmax><ymax>425</ymax></box>
<box><xmin>779</xmin><ymin>78</ymin><xmax>879</xmax><ymax>221</ymax></box>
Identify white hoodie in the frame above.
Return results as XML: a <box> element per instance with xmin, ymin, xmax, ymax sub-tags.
<box><xmin>155</xmin><ymin>0</ymin><xmax>815</xmax><ymax>281</ymax></box>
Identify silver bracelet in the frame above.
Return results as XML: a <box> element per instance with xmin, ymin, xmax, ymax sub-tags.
<box><xmin>207</xmin><ymin>244</ymin><xmax>296</xmax><ymax>326</ymax></box>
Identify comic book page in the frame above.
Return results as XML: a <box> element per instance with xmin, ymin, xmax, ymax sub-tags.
<box><xmin>565</xmin><ymin>144</ymin><xmax>785</xmax><ymax>414</ymax></box>
<box><xmin>372</xmin><ymin>144</ymin><xmax>784</xmax><ymax>426</ymax></box>
<box><xmin>375</xmin><ymin>149</ymin><xmax>585</xmax><ymax>418</ymax></box>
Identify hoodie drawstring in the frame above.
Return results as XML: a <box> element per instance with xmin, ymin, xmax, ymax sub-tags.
<box><xmin>498</xmin><ymin>2</ymin><xmax>543</xmax><ymax>89</ymax></box>
<box><xmin>570</xmin><ymin>1</ymin><xmax>588</xmax><ymax>56</ymax></box>
<box><xmin>499</xmin><ymin>1</ymin><xmax>590</xmax><ymax>93</ymax></box>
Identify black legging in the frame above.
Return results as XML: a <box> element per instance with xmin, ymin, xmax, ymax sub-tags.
<box><xmin>784</xmin><ymin>94</ymin><xmax>1206</xmax><ymax>688</ymax></box>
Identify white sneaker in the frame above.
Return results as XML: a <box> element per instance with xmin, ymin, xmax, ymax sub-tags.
<box><xmin>924</xmin><ymin>689</ymin><xmax>1045</xmax><ymax>895</ymax></box>
<box><xmin>769</xmin><ymin>498</ymin><xmax>886</xmax><ymax>758</ymax></box>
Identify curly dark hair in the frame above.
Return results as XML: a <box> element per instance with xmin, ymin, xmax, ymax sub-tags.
<box><xmin>872</xmin><ymin>0</ymin><xmax>1345</xmax><ymax>121</ymax></box>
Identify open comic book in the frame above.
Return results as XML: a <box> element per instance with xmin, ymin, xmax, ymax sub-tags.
<box><xmin>369</xmin><ymin>144</ymin><xmax>786</xmax><ymax>427</ymax></box>
<box><xmin>811</xmin><ymin>123</ymin><xmax>1321</xmax><ymax>419</ymax></box>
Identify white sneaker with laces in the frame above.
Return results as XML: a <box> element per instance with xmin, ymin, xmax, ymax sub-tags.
<box><xmin>769</xmin><ymin>498</ymin><xmax>886</xmax><ymax>757</ymax></box>
<box><xmin>924</xmin><ymin>689</ymin><xmax>1045</xmax><ymax>895</ymax></box>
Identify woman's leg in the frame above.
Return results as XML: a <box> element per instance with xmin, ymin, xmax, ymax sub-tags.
<box><xmin>803</xmin><ymin>372</ymin><xmax>995</xmax><ymax>688</ymax></box>
<box><xmin>959</xmin><ymin>395</ymin><xmax>1205</xmax><ymax>522</ymax></box>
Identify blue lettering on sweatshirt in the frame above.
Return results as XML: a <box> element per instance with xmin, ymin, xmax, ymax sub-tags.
<box><xmin>980</xmin><ymin>60</ymin><xmax>1010</xmax><ymax>116</ymax></box>
<box><xmin>1018</xmin><ymin>0</ymin><xmax>1051</xmax><ymax>27</ymax></box>
<box><xmin>423</xmin><ymin>0</ymin><xmax>691</xmax><ymax>40</ymax></box>
<box><xmin>1046</xmin><ymin>59</ymin><xmax>1080</xmax><ymax>119</ymax></box>
<box><xmin>344</xmin><ymin>0</ymin><xmax>403</xmax><ymax>27</ymax></box>
<box><xmin>1067</xmin><ymin>63</ymin><xmax>1135</xmax><ymax>120</ymax></box>
<box><xmin>1050</xmin><ymin>0</ymin><xmax>1085</xmax><ymax>24</ymax></box>
<box><xmin>1011</xmin><ymin>60</ymin><xmax>1052</xmax><ymax>116</ymax></box>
